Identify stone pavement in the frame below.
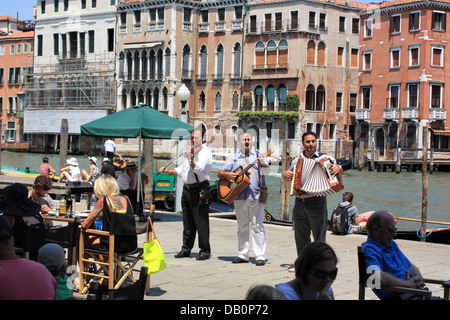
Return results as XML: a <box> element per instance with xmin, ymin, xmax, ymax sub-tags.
<box><xmin>74</xmin><ymin>210</ymin><xmax>450</xmax><ymax>301</ymax></box>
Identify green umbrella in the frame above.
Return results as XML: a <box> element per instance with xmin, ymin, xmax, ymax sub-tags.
<box><xmin>81</xmin><ymin>103</ymin><xmax>193</xmax><ymax>140</ymax></box>
<box><xmin>81</xmin><ymin>104</ymin><xmax>193</xmax><ymax>213</ymax></box>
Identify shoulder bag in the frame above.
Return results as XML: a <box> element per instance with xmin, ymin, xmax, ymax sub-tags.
<box><xmin>143</xmin><ymin>217</ymin><xmax>167</xmax><ymax>274</ymax></box>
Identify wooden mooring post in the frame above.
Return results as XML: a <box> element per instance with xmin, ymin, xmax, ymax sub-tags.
<box><xmin>280</xmin><ymin>140</ymin><xmax>291</xmax><ymax>221</ymax></box>
<box><xmin>59</xmin><ymin>119</ymin><xmax>68</xmax><ymax>172</ymax></box>
<box><xmin>421</xmin><ymin>126</ymin><xmax>428</xmax><ymax>241</ymax></box>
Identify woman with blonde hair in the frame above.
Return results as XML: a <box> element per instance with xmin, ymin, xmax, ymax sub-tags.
<box><xmin>81</xmin><ymin>175</ymin><xmax>137</xmax><ymax>253</ymax></box>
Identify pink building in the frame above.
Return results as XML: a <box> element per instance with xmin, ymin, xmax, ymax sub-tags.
<box><xmin>357</xmin><ymin>0</ymin><xmax>450</xmax><ymax>159</ymax></box>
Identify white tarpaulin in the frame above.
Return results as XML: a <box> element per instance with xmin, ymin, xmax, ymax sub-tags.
<box><xmin>24</xmin><ymin>109</ymin><xmax>108</xmax><ymax>134</ymax></box>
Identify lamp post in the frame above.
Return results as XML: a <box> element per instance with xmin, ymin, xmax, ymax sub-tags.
<box><xmin>175</xmin><ymin>83</ymin><xmax>190</xmax><ymax>212</ymax></box>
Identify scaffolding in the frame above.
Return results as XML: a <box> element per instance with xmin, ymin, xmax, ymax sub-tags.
<box><xmin>23</xmin><ymin>54</ymin><xmax>116</xmax><ymax>110</ymax></box>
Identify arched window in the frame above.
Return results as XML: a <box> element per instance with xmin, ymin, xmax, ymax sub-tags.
<box><xmin>153</xmin><ymin>87</ymin><xmax>159</xmax><ymax>110</ymax></box>
<box><xmin>233</xmin><ymin>42</ymin><xmax>241</xmax><ymax>78</ymax></box>
<box><xmin>182</xmin><ymin>44</ymin><xmax>190</xmax><ymax>78</ymax></box>
<box><xmin>130</xmin><ymin>89</ymin><xmax>136</xmax><ymax>106</ymax></box>
<box><xmin>199</xmin><ymin>91</ymin><xmax>206</xmax><ymax>112</ymax></box>
<box><xmin>267</xmin><ymin>40</ymin><xmax>277</xmax><ymax>67</ymax></box>
<box><xmin>162</xmin><ymin>87</ymin><xmax>168</xmax><ymax>110</ymax></box>
<box><xmin>134</xmin><ymin>51</ymin><xmax>140</xmax><ymax>80</ymax></box>
<box><xmin>119</xmin><ymin>52</ymin><xmax>125</xmax><ymax>79</ymax></box>
<box><xmin>255</xmin><ymin>41</ymin><xmax>265</xmax><ymax>68</ymax></box>
<box><xmin>214</xmin><ymin>92</ymin><xmax>222</xmax><ymax>111</ymax></box>
<box><xmin>305</xmin><ymin>84</ymin><xmax>315</xmax><ymax>110</ymax></box>
<box><xmin>126</xmin><ymin>52</ymin><xmax>133</xmax><ymax>80</ymax></box>
<box><xmin>317</xmin><ymin>42</ymin><xmax>325</xmax><ymax>66</ymax></box>
<box><xmin>138</xmin><ymin>89</ymin><xmax>144</xmax><ymax>104</ymax></box>
<box><xmin>165</xmin><ymin>47</ymin><xmax>171</xmax><ymax>77</ymax></box>
<box><xmin>279</xmin><ymin>39</ymin><xmax>288</xmax><ymax>67</ymax></box>
<box><xmin>255</xmin><ymin>85</ymin><xmax>264</xmax><ymax>107</ymax></box>
<box><xmin>122</xmin><ymin>89</ymin><xmax>127</xmax><ymax>109</ymax></box>
<box><xmin>266</xmin><ymin>84</ymin><xmax>275</xmax><ymax>108</ymax></box>
<box><xmin>149</xmin><ymin>49</ymin><xmax>155</xmax><ymax>79</ymax></box>
<box><xmin>232</xmin><ymin>90</ymin><xmax>239</xmax><ymax>111</ymax></box>
<box><xmin>199</xmin><ymin>45</ymin><xmax>208</xmax><ymax>78</ymax></box>
<box><xmin>278</xmin><ymin>84</ymin><xmax>287</xmax><ymax>107</ymax></box>
<box><xmin>316</xmin><ymin>85</ymin><xmax>325</xmax><ymax>111</ymax></box>
<box><xmin>157</xmin><ymin>49</ymin><xmax>163</xmax><ymax>79</ymax></box>
<box><xmin>146</xmin><ymin>88</ymin><xmax>152</xmax><ymax>106</ymax></box>
<box><xmin>216</xmin><ymin>44</ymin><xmax>224</xmax><ymax>78</ymax></box>
<box><xmin>307</xmin><ymin>40</ymin><xmax>315</xmax><ymax>65</ymax></box>
<box><xmin>141</xmin><ymin>51</ymin><xmax>148</xmax><ymax>80</ymax></box>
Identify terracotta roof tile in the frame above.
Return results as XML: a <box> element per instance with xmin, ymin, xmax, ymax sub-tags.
<box><xmin>0</xmin><ymin>30</ymin><xmax>34</xmax><ymax>40</ymax></box>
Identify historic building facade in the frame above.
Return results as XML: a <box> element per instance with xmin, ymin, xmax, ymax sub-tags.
<box><xmin>357</xmin><ymin>0</ymin><xmax>450</xmax><ymax>159</ymax></box>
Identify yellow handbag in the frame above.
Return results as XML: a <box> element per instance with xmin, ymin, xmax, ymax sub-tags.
<box><xmin>143</xmin><ymin>217</ymin><xmax>167</xmax><ymax>274</ymax></box>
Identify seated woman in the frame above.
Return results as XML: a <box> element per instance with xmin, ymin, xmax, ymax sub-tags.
<box><xmin>58</xmin><ymin>158</ymin><xmax>82</xmax><ymax>183</ymax></box>
<box><xmin>81</xmin><ymin>175</ymin><xmax>137</xmax><ymax>254</ymax></box>
<box><xmin>81</xmin><ymin>157</ymin><xmax>100</xmax><ymax>184</ymax></box>
<box><xmin>276</xmin><ymin>241</ymin><xmax>338</xmax><ymax>300</ymax></box>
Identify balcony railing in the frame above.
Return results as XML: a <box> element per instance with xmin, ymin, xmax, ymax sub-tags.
<box><xmin>231</xmin><ymin>20</ymin><xmax>243</xmax><ymax>31</ymax></box>
<box><xmin>383</xmin><ymin>108</ymin><xmax>399</xmax><ymax>121</ymax></box>
<box><xmin>429</xmin><ymin>107</ymin><xmax>447</xmax><ymax>121</ymax></box>
<box><xmin>199</xmin><ymin>23</ymin><xmax>209</xmax><ymax>33</ymax></box>
<box><xmin>215</xmin><ymin>21</ymin><xmax>226</xmax><ymax>33</ymax></box>
<box><xmin>356</xmin><ymin>108</ymin><xmax>371</xmax><ymax>121</ymax></box>
<box><xmin>253</xmin><ymin>63</ymin><xmax>288</xmax><ymax>71</ymax></box>
<box><xmin>401</xmin><ymin>107</ymin><xmax>418</xmax><ymax>120</ymax></box>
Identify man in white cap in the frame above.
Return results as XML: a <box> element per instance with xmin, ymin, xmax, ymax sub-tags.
<box><xmin>100</xmin><ymin>157</ymin><xmax>116</xmax><ymax>177</ymax></box>
<box><xmin>58</xmin><ymin>158</ymin><xmax>82</xmax><ymax>183</ymax></box>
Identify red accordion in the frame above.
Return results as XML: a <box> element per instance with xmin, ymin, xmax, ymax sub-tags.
<box><xmin>290</xmin><ymin>157</ymin><xmax>343</xmax><ymax>197</ymax></box>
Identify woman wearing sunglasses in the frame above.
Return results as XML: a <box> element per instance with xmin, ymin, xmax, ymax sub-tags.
<box><xmin>276</xmin><ymin>241</ymin><xmax>338</xmax><ymax>300</ymax></box>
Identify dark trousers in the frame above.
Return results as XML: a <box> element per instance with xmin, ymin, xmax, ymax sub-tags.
<box><xmin>180</xmin><ymin>185</ymin><xmax>211</xmax><ymax>255</ymax></box>
<box><xmin>292</xmin><ymin>196</ymin><xmax>328</xmax><ymax>256</ymax></box>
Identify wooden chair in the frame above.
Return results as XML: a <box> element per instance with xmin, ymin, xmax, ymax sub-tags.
<box><xmin>87</xmin><ymin>266</ymin><xmax>149</xmax><ymax>300</ymax></box>
<box><xmin>358</xmin><ymin>246</ymin><xmax>450</xmax><ymax>300</ymax></box>
<box><xmin>78</xmin><ymin>228</ymin><xmax>148</xmax><ymax>294</ymax></box>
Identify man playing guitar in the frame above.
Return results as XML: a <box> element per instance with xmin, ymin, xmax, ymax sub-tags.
<box><xmin>217</xmin><ymin>131</ymin><xmax>270</xmax><ymax>266</ymax></box>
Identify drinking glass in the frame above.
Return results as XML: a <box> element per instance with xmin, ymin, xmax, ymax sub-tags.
<box><xmin>80</xmin><ymin>194</ymin><xmax>88</xmax><ymax>210</ymax></box>
<box><xmin>71</xmin><ymin>195</ymin><xmax>76</xmax><ymax>214</ymax></box>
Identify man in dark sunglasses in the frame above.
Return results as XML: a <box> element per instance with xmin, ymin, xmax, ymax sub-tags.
<box><xmin>30</xmin><ymin>175</ymin><xmax>54</xmax><ymax>215</ymax></box>
<box><xmin>362</xmin><ymin>210</ymin><xmax>442</xmax><ymax>300</ymax></box>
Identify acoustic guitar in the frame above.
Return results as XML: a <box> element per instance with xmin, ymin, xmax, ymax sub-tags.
<box><xmin>218</xmin><ymin>150</ymin><xmax>272</xmax><ymax>204</ymax></box>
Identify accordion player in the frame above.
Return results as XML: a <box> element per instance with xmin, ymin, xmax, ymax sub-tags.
<box><xmin>290</xmin><ymin>157</ymin><xmax>344</xmax><ymax>197</ymax></box>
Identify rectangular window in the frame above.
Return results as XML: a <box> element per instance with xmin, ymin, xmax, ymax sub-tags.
<box><xmin>339</xmin><ymin>16</ymin><xmax>345</xmax><ymax>32</ymax></box>
<box><xmin>235</xmin><ymin>6</ymin><xmax>243</xmax><ymax>20</ymax></box>
<box><xmin>10</xmin><ymin>44</ymin><xmax>15</xmax><ymax>55</ymax></box>
<box><xmin>275</xmin><ymin>12</ymin><xmax>282</xmax><ymax>31</ymax></box>
<box><xmin>218</xmin><ymin>8</ymin><xmax>225</xmax><ymax>21</ymax></box>
<box><xmin>389</xmin><ymin>85</ymin><xmax>400</xmax><ymax>108</ymax></box>
<box><xmin>88</xmin><ymin>30</ymin><xmax>94</xmax><ymax>53</ymax></box>
<box><xmin>0</xmin><ymin>68</ymin><xmax>3</xmax><ymax>85</ymax></box>
<box><xmin>288</xmin><ymin>122</ymin><xmax>296</xmax><ymax>139</ymax></box>
<box><xmin>81</xmin><ymin>0</ymin><xmax>86</xmax><ymax>9</ymax></box>
<box><xmin>351</xmin><ymin>48</ymin><xmax>358</xmax><ymax>68</ymax></box>
<box><xmin>290</xmin><ymin>11</ymin><xmax>298</xmax><ymax>29</ymax></box>
<box><xmin>364</xmin><ymin>19</ymin><xmax>372</xmax><ymax>37</ymax></box>
<box><xmin>107</xmin><ymin>29</ymin><xmax>114</xmax><ymax>52</ymax></box>
<box><xmin>352</xmin><ymin>18</ymin><xmax>359</xmax><ymax>34</ymax></box>
<box><xmin>432</xmin><ymin>46</ymin><xmax>443</xmax><ymax>67</ymax></box>
<box><xmin>390</xmin><ymin>48</ymin><xmax>400</xmax><ymax>68</ymax></box>
<box><xmin>250</xmin><ymin>15</ymin><xmax>257</xmax><ymax>33</ymax></box>
<box><xmin>409</xmin><ymin>11</ymin><xmax>420</xmax><ymax>31</ymax></box>
<box><xmin>41</xmin><ymin>1</ymin><xmax>46</xmax><ymax>14</ymax></box>
<box><xmin>37</xmin><ymin>35</ymin><xmax>43</xmax><ymax>56</ymax></box>
<box><xmin>408</xmin><ymin>84</ymin><xmax>419</xmax><ymax>108</ymax></box>
<box><xmin>432</xmin><ymin>11</ymin><xmax>446</xmax><ymax>31</ymax></box>
<box><xmin>184</xmin><ymin>8</ymin><xmax>192</xmax><ymax>22</ymax></box>
<box><xmin>53</xmin><ymin>33</ymin><xmax>59</xmax><ymax>55</ymax></box>
<box><xmin>92</xmin><ymin>0</ymin><xmax>96</xmax><ymax>8</ymax></box>
<box><xmin>80</xmin><ymin>32</ymin><xmax>85</xmax><ymax>57</ymax></box>
<box><xmin>309</xmin><ymin>11</ymin><xmax>316</xmax><ymax>28</ymax></box>
<box><xmin>431</xmin><ymin>85</ymin><xmax>441</xmax><ymax>108</ymax></box>
<box><xmin>265</xmin><ymin>13</ymin><xmax>272</xmax><ymax>32</ymax></box>
<box><xmin>409</xmin><ymin>45</ymin><xmax>419</xmax><ymax>66</ymax></box>
<box><xmin>363</xmin><ymin>51</ymin><xmax>372</xmax><ymax>70</ymax></box>
<box><xmin>336</xmin><ymin>92</ymin><xmax>342</xmax><ymax>112</ymax></box>
<box><xmin>349</xmin><ymin>93</ymin><xmax>357</xmax><ymax>112</ymax></box>
<box><xmin>362</xmin><ymin>87</ymin><xmax>371</xmax><ymax>109</ymax></box>
<box><xmin>64</xmin><ymin>0</ymin><xmax>69</xmax><ymax>11</ymax></box>
<box><xmin>54</xmin><ymin>0</ymin><xmax>59</xmax><ymax>12</ymax></box>
<box><xmin>337</xmin><ymin>47</ymin><xmax>344</xmax><ymax>67</ymax></box>
<box><xmin>390</xmin><ymin>15</ymin><xmax>401</xmax><ymax>34</ymax></box>
<box><xmin>319</xmin><ymin>13</ymin><xmax>326</xmax><ymax>30</ymax></box>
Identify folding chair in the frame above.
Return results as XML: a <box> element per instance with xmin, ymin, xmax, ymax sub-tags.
<box><xmin>87</xmin><ymin>266</ymin><xmax>149</xmax><ymax>300</ymax></box>
<box><xmin>358</xmin><ymin>246</ymin><xmax>450</xmax><ymax>300</ymax></box>
<box><xmin>44</xmin><ymin>216</ymin><xmax>81</xmax><ymax>266</ymax></box>
<box><xmin>78</xmin><ymin>228</ymin><xmax>146</xmax><ymax>293</ymax></box>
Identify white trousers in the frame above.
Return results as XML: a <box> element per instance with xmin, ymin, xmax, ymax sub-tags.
<box><xmin>234</xmin><ymin>200</ymin><xmax>266</xmax><ymax>261</ymax></box>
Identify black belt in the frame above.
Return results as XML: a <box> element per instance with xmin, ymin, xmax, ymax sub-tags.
<box><xmin>184</xmin><ymin>180</ymin><xmax>209</xmax><ymax>190</ymax></box>
<box><xmin>296</xmin><ymin>196</ymin><xmax>324</xmax><ymax>203</ymax></box>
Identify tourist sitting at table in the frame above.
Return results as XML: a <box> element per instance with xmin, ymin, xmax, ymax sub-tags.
<box><xmin>29</xmin><ymin>175</ymin><xmax>54</xmax><ymax>215</ymax></box>
<box><xmin>58</xmin><ymin>158</ymin><xmax>82</xmax><ymax>183</ymax></box>
<box><xmin>275</xmin><ymin>241</ymin><xmax>338</xmax><ymax>300</ymax></box>
<box><xmin>0</xmin><ymin>183</ymin><xmax>43</xmax><ymax>252</ymax></box>
<box><xmin>117</xmin><ymin>162</ymin><xmax>149</xmax><ymax>214</ymax></box>
<box><xmin>81</xmin><ymin>175</ymin><xmax>137</xmax><ymax>254</ymax></box>
<box><xmin>0</xmin><ymin>215</ymin><xmax>57</xmax><ymax>300</ymax></box>
<box><xmin>38</xmin><ymin>243</ymin><xmax>72</xmax><ymax>300</ymax></box>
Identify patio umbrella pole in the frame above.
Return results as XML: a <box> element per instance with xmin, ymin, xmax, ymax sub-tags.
<box><xmin>137</xmin><ymin>130</ymin><xmax>142</xmax><ymax>214</ymax></box>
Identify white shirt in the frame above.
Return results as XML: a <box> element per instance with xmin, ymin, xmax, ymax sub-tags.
<box><xmin>175</xmin><ymin>144</ymin><xmax>212</xmax><ymax>184</ymax></box>
<box><xmin>104</xmin><ymin>139</ymin><xmax>116</xmax><ymax>153</ymax></box>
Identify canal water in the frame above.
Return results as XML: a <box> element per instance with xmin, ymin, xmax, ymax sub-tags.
<box><xmin>1</xmin><ymin>150</ymin><xmax>449</xmax><ymax>231</ymax></box>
